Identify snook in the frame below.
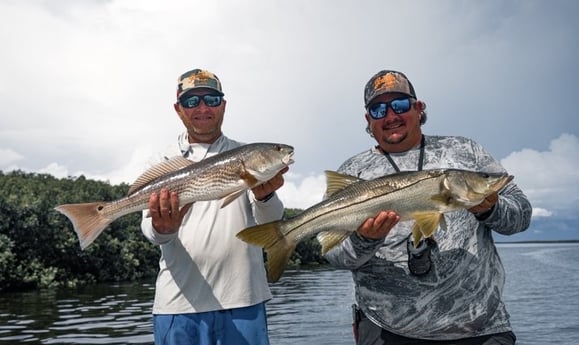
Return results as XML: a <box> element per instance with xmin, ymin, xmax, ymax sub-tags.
<box><xmin>237</xmin><ymin>168</ymin><xmax>512</xmax><ymax>282</ymax></box>
<box><xmin>55</xmin><ymin>143</ymin><xmax>294</xmax><ymax>249</ymax></box>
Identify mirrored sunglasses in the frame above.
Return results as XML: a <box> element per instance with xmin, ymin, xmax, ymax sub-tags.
<box><xmin>368</xmin><ymin>98</ymin><xmax>414</xmax><ymax>119</ymax></box>
<box><xmin>180</xmin><ymin>94</ymin><xmax>222</xmax><ymax>108</ymax></box>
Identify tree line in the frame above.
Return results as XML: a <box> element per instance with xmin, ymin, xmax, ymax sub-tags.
<box><xmin>0</xmin><ymin>170</ymin><xmax>326</xmax><ymax>293</ymax></box>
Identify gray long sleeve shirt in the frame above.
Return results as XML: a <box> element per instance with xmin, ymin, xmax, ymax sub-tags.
<box><xmin>324</xmin><ymin>135</ymin><xmax>532</xmax><ymax>340</ymax></box>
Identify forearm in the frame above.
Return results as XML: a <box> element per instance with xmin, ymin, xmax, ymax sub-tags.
<box><xmin>480</xmin><ymin>183</ymin><xmax>533</xmax><ymax>235</ymax></box>
<box><xmin>251</xmin><ymin>192</ymin><xmax>284</xmax><ymax>224</ymax></box>
<box><xmin>324</xmin><ymin>232</ymin><xmax>385</xmax><ymax>270</ymax></box>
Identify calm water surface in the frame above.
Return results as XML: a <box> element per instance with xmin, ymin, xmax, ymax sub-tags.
<box><xmin>1</xmin><ymin>243</ymin><xmax>578</xmax><ymax>344</ymax></box>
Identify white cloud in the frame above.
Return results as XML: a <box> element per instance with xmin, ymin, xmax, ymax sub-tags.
<box><xmin>0</xmin><ymin>0</ymin><xmax>578</xmax><ymax>228</ymax></box>
<box><xmin>81</xmin><ymin>145</ymin><xmax>159</xmax><ymax>186</ymax></box>
<box><xmin>501</xmin><ymin>133</ymin><xmax>579</xmax><ymax>218</ymax></box>
<box><xmin>0</xmin><ymin>148</ymin><xmax>23</xmax><ymax>166</ymax></box>
<box><xmin>531</xmin><ymin>208</ymin><xmax>553</xmax><ymax>218</ymax></box>
<box><xmin>37</xmin><ymin>162</ymin><xmax>70</xmax><ymax>178</ymax></box>
<box><xmin>277</xmin><ymin>173</ymin><xmax>326</xmax><ymax>210</ymax></box>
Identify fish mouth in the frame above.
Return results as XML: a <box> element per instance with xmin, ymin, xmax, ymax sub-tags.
<box><xmin>491</xmin><ymin>174</ymin><xmax>513</xmax><ymax>191</ymax></box>
<box><xmin>284</xmin><ymin>151</ymin><xmax>295</xmax><ymax>166</ymax></box>
<box><xmin>465</xmin><ymin>173</ymin><xmax>513</xmax><ymax>202</ymax></box>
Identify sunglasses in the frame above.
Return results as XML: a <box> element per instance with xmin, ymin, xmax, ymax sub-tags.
<box><xmin>367</xmin><ymin>98</ymin><xmax>414</xmax><ymax>119</ymax></box>
<box><xmin>179</xmin><ymin>94</ymin><xmax>223</xmax><ymax>108</ymax></box>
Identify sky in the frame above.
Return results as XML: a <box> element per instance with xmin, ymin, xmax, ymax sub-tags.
<box><xmin>1</xmin><ymin>0</ymin><xmax>578</xmax><ymax>240</ymax></box>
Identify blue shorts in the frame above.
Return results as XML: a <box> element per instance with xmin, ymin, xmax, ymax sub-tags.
<box><xmin>153</xmin><ymin>302</ymin><xmax>270</xmax><ymax>345</ymax></box>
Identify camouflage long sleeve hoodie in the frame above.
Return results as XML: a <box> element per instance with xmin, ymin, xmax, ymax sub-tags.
<box><xmin>324</xmin><ymin>135</ymin><xmax>532</xmax><ymax>340</ymax></box>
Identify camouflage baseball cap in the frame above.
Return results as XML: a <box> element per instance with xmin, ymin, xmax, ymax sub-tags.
<box><xmin>364</xmin><ymin>70</ymin><xmax>416</xmax><ymax>106</ymax></box>
<box><xmin>177</xmin><ymin>69</ymin><xmax>224</xmax><ymax>99</ymax></box>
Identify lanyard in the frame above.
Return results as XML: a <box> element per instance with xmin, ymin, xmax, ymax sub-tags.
<box><xmin>381</xmin><ymin>135</ymin><xmax>425</xmax><ymax>173</ymax></box>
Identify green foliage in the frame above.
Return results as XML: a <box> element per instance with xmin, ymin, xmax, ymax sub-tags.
<box><xmin>0</xmin><ymin>170</ymin><xmax>159</xmax><ymax>292</ymax></box>
<box><xmin>0</xmin><ymin>171</ymin><xmax>328</xmax><ymax>292</ymax></box>
<box><xmin>283</xmin><ymin>208</ymin><xmax>328</xmax><ymax>266</ymax></box>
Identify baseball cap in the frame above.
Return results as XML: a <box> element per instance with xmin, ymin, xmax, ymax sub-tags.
<box><xmin>364</xmin><ymin>70</ymin><xmax>417</xmax><ymax>106</ymax></box>
<box><xmin>177</xmin><ymin>69</ymin><xmax>224</xmax><ymax>99</ymax></box>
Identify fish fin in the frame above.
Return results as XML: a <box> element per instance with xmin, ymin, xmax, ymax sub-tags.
<box><xmin>411</xmin><ymin>225</ymin><xmax>423</xmax><ymax>248</ymax></box>
<box><xmin>317</xmin><ymin>230</ymin><xmax>352</xmax><ymax>255</ymax></box>
<box><xmin>220</xmin><ymin>189</ymin><xmax>247</xmax><ymax>208</ymax></box>
<box><xmin>411</xmin><ymin>212</ymin><xmax>442</xmax><ymax>247</ymax></box>
<box><xmin>54</xmin><ymin>202</ymin><xmax>114</xmax><ymax>249</ymax></box>
<box><xmin>431</xmin><ymin>193</ymin><xmax>450</xmax><ymax>205</ymax></box>
<box><xmin>241</xmin><ymin>169</ymin><xmax>260</xmax><ymax>187</ymax></box>
<box><xmin>236</xmin><ymin>222</ymin><xmax>295</xmax><ymax>283</ymax></box>
<box><xmin>265</xmin><ymin>239</ymin><xmax>296</xmax><ymax>283</ymax></box>
<box><xmin>128</xmin><ymin>156</ymin><xmax>194</xmax><ymax>195</ymax></box>
<box><xmin>324</xmin><ymin>170</ymin><xmax>363</xmax><ymax>198</ymax></box>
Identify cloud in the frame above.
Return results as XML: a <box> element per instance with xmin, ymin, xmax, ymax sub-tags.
<box><xmin>277</xmin><ymin>173</ymin><xmax>326</xmax><ymax>210</ymax></box>
<box><xmin>0</xmin><ymin>148</ymin><xmax>23</xmax><ymax>166</ymax></box>
<box><xmin>501</xmin><ymin>133</ymin><xmax>579</xmax><ymax>219</ymax></box>
<box><xmin>531</xmin><ymin>208</ymin><xmax>553</xmax><ymax>218</ymax></box>
<box><xmin>37</xmin><ymin>162</ymin><xmax>70</xmax><ymax>178</ymax></box>
<box><xmin>1</xmin><ymin>0</ymin><xmax>578</xmax><ymax>232</ymax></box>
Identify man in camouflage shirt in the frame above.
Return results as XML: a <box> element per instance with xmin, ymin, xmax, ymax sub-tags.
<box><xmin>324</xmin><ymin>70</ymin><xmax>532</xmax><ymax>345</ymax></box>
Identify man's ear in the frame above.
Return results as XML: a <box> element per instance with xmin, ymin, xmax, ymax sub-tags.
<box><xmin>364</xmin><ymin>113</ymin><xmax>373</xmax><ymax>134</ymax></box>
<box><xmin>414</xmin><ymin>100</ymin><xmax>425</xmax><ymax>111</ymax></box>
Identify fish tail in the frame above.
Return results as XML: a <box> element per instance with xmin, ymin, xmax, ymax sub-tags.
<box><xmin>236</xmin><ymin>222</ymin><xmax>296</xmax><ymax>283</ymax></box>
<box><xmin>54</xmin><ymin>202</ymin><xmax>114</xmax><ymax>249</ymax></box>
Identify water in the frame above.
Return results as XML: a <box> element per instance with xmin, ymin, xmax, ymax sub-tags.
<box><xmin>0</xmin><ymin>243</ymin><xmax>578</xmax><ymax>344</ymax></box>
<box><xmin>0</xmin><ymin>284</ymin><xmax>154</xmax><ymax>344</ymax></box>
<box><xmin>498</xmin><ymin>243</ymin><xmax>579</xmax><ymax>344</ymax></box>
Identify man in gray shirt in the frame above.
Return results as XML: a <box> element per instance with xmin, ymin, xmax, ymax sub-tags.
<box><xmin>325</xmin><ymin>70</ymin><xmax>532</xmax><ymax>344</ymax></box>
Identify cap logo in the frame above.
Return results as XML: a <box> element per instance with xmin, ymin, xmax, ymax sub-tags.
<box><xmin>183</xmin><ymin>70</ymin><xmax>215</xmax><ymax>89</ymax></box>
<box><xmin>365</xmin><ymin>70</ymin><xmax>415</xmax><ymax>105</ymax></box>
<box><xmin>374</xmin><ymin>72</ymin><xmax>399</xmax><ymax>92</ymax></box>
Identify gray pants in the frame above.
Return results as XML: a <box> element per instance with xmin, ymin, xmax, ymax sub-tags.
<box><xmin>357</xmin><ymin>314</ymin><xmax>516</xmax><ymax>345</ymax></box>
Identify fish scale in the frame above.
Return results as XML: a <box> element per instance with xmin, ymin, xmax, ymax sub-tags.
<box><xmin>237</xmin><ymin>168</ymin><xmax>513</xmax><ymax>282</ymax></box>
<box><xmin>55</xmin><ymin>143</ymin><xmax>294</xmax><ymax>249</ymax></box>
<box><xmin>284</xmin><ymin>171</ymin><xmax>444</xmax><ymax>243</ymax></box>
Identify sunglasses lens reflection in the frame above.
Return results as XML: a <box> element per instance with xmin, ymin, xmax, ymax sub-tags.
<box><xmin>203</xmin><ymin>95</ymin><xmax>222</xmax><ymax>107</ymax></box>
<box><xmin>391</xmin><ymin>99</ymin><xmax>410</xmax><ymax>114</ymax></box>
<box><xmin>180</xmin><ymin>95</ymin><xmax>222</xmax><ymax>108</ymax></box>
<box><xmin>182</xmin><ymin>96</ymin><xmax>200</xmax><ymax>108</ymax></box>
<box><xmin>368</xmin><ymin>98</ymin><xmax>412</xmax><ymax>119</ymax></box>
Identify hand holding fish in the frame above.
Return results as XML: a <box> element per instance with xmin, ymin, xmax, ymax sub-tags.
<box><xmin>252</xmin><ymin>167</ymin><xmax>289</xmax><ymax>201</ymax></box>
<box><xmin>149</xmin><ymin>189</ymin><xmax>193</xmax><ymax>234</ymax></box>
<box><xmin>357</xmin><ymin>210</ymin><xmax>400</xmax><ymax>240</ymax></box>
<box><xmin>468</xmin><ymin>191</ymin><xmax>499</xmax><ymax>215</ymax></box>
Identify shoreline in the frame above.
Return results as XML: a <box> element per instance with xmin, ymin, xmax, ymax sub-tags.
<box><xmin>496</xmin><ymin>239</ymin><xmax>579</xmax><ymax>244</ymax></box>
